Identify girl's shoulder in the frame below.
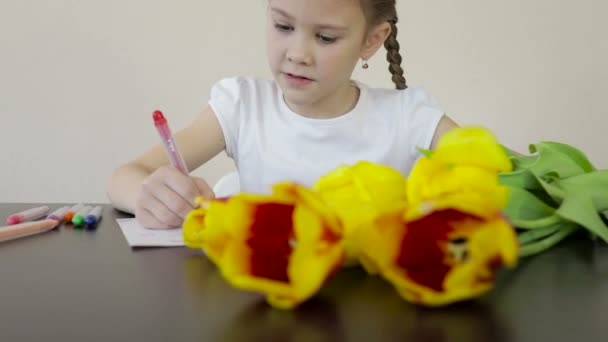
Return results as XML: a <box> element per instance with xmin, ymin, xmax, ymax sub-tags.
<box><xmin>210</xmin><ymin>76</ymin><xmax>278</xmax><ymax>101</ymax></box>
<box><xmin>356</xmin><ymin>81</ymin><xmax>444</xmax><ymax>128</ymax></box>
<box><xmin>360</xmin><ymin>82</ymin><xmax>442</xmax><ymax>112</ymax></box>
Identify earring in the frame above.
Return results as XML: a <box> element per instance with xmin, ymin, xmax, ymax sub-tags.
<box><xmin>362</xmin><ymin>59</ymin><xmax>369</xmax><ymax>69</ymax></box>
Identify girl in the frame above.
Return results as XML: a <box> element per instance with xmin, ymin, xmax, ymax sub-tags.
<box><xmin>107</xmin><ymin>0</ymin><xmax>458</xmax><ymax>229</ymax></box>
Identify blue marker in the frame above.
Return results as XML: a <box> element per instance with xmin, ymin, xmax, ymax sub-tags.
<box><xmin>84</xmin><ymin>206</ymin><xmax>103</xmax><ymax>227</ymax></box>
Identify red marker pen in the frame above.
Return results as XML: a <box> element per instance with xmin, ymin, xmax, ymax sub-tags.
<box><xmin>6</xmin><ymin>206</ymin><xmax>50</xmax><ymax>225</ymax></box>
<box><xmin>153</xmin><ymin>110</ymin><xmax>188</xmax><ymax>175</ymax></box>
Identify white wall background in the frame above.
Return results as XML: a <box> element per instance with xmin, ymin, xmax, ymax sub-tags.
<box><xmin>1</xmin><ymin>0</ymin><xmax>606</xmax><ymax>203</ymax></box>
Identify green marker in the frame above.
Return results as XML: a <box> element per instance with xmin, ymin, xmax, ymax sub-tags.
<box><xmin>71</xmin><ymin>206</ymin><xmax>92</xmax><ymax>227</ymax></box>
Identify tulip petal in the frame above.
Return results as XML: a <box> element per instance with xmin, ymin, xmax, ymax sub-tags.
<box><xmin>432</xmin><ymin>126</ymin><xmax>513</xmax><ymax>172</ymax></box>
<box><xmin>407</xmin><ymin>158</ymin><xmax>509</xmax><ymax>219</ymax></box>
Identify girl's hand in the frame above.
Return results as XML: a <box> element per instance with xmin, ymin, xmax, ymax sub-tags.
<box><xmin>135</xmin><ymin>165</ymin><xmax>215</xmax><ymax>229</ymax></box>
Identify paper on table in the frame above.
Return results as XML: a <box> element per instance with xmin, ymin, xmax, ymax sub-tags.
<box><xmin>116</xmin><ymin>218</ymin><xmax>184</xmax><ymax>247</ymax></box>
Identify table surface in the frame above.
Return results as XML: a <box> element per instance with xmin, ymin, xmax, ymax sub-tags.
<box><xmin>1</xmin><ymin>204</ymin><xmax>607</xmax><ymax>342</ymax></box>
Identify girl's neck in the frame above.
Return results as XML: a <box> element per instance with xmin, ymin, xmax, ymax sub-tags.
<box><xmin>284</xmin><ymin>82</ymin><xmax>360</xmax><ymax>119</ymax></box>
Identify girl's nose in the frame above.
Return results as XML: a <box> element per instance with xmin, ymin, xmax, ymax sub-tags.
<box><xmin>286</xmin><ymin>41</ymin><xmax>312</xmax><ymax>65</ymax></box>
<box><xmin>287</xmin><ymin>51</ymin><xmax>312</xmax><ymax>65</ymax></box>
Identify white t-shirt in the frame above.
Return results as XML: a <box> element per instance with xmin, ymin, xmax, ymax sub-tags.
<box><xmin>209</xmin><ymin>76</ymin><xmax>444</xmax><ymax>194</ymax></box>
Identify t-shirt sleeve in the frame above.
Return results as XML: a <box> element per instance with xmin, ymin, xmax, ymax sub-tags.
<box><xmin>208</xmin><ymin>77</ymin><xmax>245</xmax><ymax>159</ymax></box>
<box><xmin>401</xmin><ymin>86</ymin><xmax>445</xmax><ymax>166</ymax></box>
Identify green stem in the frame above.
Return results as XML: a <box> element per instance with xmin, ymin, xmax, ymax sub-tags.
<box><xmin>519</xmin><ymin>225</ymin><xmax>579</xmax><ymax>258</ymax></box>
<box><xmin>518</xmin><ymin>225</ymin><xmax>561</xmax><ymax>245</ymax></box>
<box><xmin>511</xmin><ymin>214</ymin><xmax>561</xmax><ymax>229</ymax></box>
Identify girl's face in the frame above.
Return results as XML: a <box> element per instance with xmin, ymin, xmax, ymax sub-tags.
<box><xmin>266</xmin><ymin>0</ymin><xmax>368</xmax><ymax>115</ymax></box>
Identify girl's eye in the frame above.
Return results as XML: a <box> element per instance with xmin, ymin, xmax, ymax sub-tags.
<box><xmin>317</xmin><ymin>34</ymin><xmax>337</xmax><ymax>44</ymax></box>
<box><xmin>274</xmin><ymin>24</ymin><xmax>293</xmax><ymax>32</ymax></box>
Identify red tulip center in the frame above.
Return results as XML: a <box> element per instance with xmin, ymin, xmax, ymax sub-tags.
<box><xmin>397</xmin><ymin>209</ymin><xmax>479</xmax><ymax>292</ymax></box>
<box><xmin>247</xmin><ymin>203</ymin><xmax>295</xmax><ymax>283</ymax></box>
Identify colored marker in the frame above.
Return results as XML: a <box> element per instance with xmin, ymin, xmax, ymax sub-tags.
<box><xmin>6</xmin><ymin>206</ymin><xmax>50</xmax><ymax>225</ymax></box>
<box><xmin>64</xmin><ymin>203</ymin><xmax>84</xmax><ymax>224</ymax></box>
<box><xmin>84</xmin><ymin>206</ymin><xmax>103</xmax><ymax>227</ymax></box>
<box><xmin>47</xmin><ymin>206</ymin><xmax>71</xmax><ymax>223</ymax></box>
<box><xmin>153</xmin><ymin>110</ymin><xmax>188</xmax><ymax>174</ymax></box>
<box><xmin>72</xmin><ymin>206</ymin><xmax>93</xmax><ymax>227</ymax></box>
<box><xmin>0</xmin><ymin>219</ymin><xmax>59</xmax><ymax>243</ymax></box>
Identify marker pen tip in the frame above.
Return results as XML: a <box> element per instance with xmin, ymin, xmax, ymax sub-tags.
<box><xmin>6</xmin><ymin>216</ymin><xmax>20</xmax><ymax>225</ymax></box>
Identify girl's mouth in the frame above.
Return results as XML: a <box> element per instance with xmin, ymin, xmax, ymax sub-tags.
<box><xmin>284</xmin><ymin>73</ymin><xmax>313</xmax><ymax>87</ymax></box>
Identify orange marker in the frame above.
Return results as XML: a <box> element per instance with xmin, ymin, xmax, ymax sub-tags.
<box><xmin>64</xmin><ymin>203</ymin><xmax>85</xmax><ymax>223</ymax></box>
<box><xmin>0</xmin><ymin>219</ymin><xmax>59</xmax><ymax>243</ymax></box>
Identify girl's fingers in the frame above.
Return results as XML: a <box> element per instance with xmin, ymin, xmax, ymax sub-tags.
<box><xmin>136</xmin><ymin>207</ymin><xmax>172</xmax><ymax>229</ymax></box>
<box><xmin>140</xmin><ymin>190</ymin><xmax>183</xmax><ymax>227</ymax></box>
<box><xmin>193</xmin><ymin>177</ymin><xmax>216</xmax><ymax>200</ymax></box>
<box><xmin>152</xmin><ymin>182</ymin><xmax>195</xmax><ymax>219</ymax></box>
<box><xmin>161</xmin><ymin>167</ymin><xmax>201</xmax><ymax>207</ymax></box>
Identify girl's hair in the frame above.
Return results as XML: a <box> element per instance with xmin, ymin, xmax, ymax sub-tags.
<box><xmin>359</xmin><ymin>0</ymin><xmax>407</xmax><ymax>90</ymax></box>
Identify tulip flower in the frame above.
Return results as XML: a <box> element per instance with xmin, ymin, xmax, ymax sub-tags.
<box><xmin>357</xmin><ymin>126</ymin><xmax>518</xmax><ymax>306</ymax></box>
<box><xmin>312</xmin><ymin>161</ymin><xmax>408</xmax><ymax>263</ymax></box>
<box><xmin>357</xmin><ymin>205</ymin><xmax>518</xmax><ymax>306</ymax></box>
<box><xmin>183</xmin><ymin>183</ymin><xmax>345</xmax><ymax>309</ymax></box>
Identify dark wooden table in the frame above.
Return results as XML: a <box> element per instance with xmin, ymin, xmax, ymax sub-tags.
<box><xmin>1</xmin><ymin>204</ymin><xmax>607</xmax><ymax>341</ymax></box>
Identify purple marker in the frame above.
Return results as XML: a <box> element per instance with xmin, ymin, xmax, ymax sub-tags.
<box><xmin>47</xmin><ymin>206</ymin><xmax>71</xmax><ymax>223</ymax></box>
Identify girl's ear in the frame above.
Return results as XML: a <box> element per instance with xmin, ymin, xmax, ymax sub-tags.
<box><xmin>360</xmin><ymin>21</ymin><xmax>392</xmax><ymax>60</ymax></box>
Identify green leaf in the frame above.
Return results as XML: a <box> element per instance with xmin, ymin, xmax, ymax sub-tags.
<box><xmin>526</xmin><ymin>142</ymin><xmax>590</xmax><ymax>178</ymax></box>
<box><xmin>533</xmin><ymin>172</ymin><xmax>608</xmax><ymax>242</ymax></box>
<box><xmin>536</xmin><ymin>172</ymin><xmax>566</xmax><ymax>204</ymax></box>
<box><xmin>499</xmin><ymin>141</ymin><xmax>590</xmax><ymax>191</ymax></box>
<box><xmin>501</xmin><ymin>145</ymin><xmax>520</xmax><ymax>159</ymax></box>
<box><xmin>503</xmin><ymin>186</ymin><xmax>556</xmax><ymax>229</ymax></box>
<box><xmin>416</xmin><ymin>147</ymin><xmax>433</xmax><ymax>157</ymax></box>
<box><xmin>512</xmin><ymin>155</ymin><xmax>537</xmax><ymax>170</ymax></box>
<box><xmin>499</xmin><ymin>168</ymin><xmax>542</xmax><ymax>190</ymax></box>
<box><xmin>535</xmin><ymin>141</ymin><xmax>596</xmax><ymax>172</ymax></box>
<box><xmin>559</xmin><ymin>171</ymin><xmax>608</xmax><ymax>211</ymax></box>
<box><xmin>554</xmin><ymin>192</ymin><xmax>608</xmax><ymax>242</ymax></box>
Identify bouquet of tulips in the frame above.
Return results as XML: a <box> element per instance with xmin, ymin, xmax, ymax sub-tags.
<box><xmin>182</xmin><ymin>126</ymin><xmax>605</xmax><ymax>309</ymax></box>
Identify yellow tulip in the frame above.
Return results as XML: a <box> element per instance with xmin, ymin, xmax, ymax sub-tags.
<box><xmin>312</xmin><ymin>161</ymin><xmax>408</xmax><ymax>262</ymax></box>
<box><xmin>356</xmin><ymin>126</ymin><xmax>518</xmax><ymax>306</ymax></box>
<box><xmin>183</xmin><ymin>183</ymin><xmax>345</xmax><ymax>309</ymax></box>
<box><xmin>407</xmin><ymin>157</ymin><xmax>510</xmax><ymax>220</ymax></box>
<box><xmin>431</xmin><ymin>126</ymin><xmax>513</xmax><ymax>172</ymax></box>
<box><xmin>357</xmin><ymin>205</ymin><xmax>518</xmax><ymax>306</ymax></box>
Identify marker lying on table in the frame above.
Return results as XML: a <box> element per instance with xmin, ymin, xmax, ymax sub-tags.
<box><xmin>84</xmin><ymin>206</ymin><xmax>103</xmax><ymax>227</ymax></box>
<box><xmin>153</xmin><ymin>110</ymin><xmax>189</xmax><ymax>174</ymax></box>
<box><xmin>0</xmin><ymin>219</ymin><xmax>60</xmax><ymax>243</ymax></box>
<box><xmin>6</xmin><ymin>206</ymin><xmax>50</xmax><ymax>225</ymax></box>
<box><xmin>47</xmin><ymin>206</ymin><xmax>71</xmax><ymax>223</ymax></box>
<box><xmin>64</xmin><ymin>203</ymin><xmax>85</xmax><ymax>224</ymax></box>
<box><xmin>72</xmin><ymin>206</ymin><xmax>93</xmax><ymax>227</ymax></box>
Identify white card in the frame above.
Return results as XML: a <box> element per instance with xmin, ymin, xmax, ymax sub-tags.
<box><xmin>116</xmin><ymin>218</ymin><xmax>184</xmax><ymax>247</ymax></box>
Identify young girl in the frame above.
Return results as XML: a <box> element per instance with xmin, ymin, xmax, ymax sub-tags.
<box><xmin>107</xmin><ymin>0</ymin><xmax>458</xmax><ymax>229</ymax></box>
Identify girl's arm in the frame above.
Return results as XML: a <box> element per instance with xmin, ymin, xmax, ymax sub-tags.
<box><xmin>430</xmin><ymin>115</ymin><xmax>460</xmax><ymax>150</ymax></box>
<box><xmin>107</xmin><ymin>105</ymin><xmax>225</xmax><ymax>228</ymax></box>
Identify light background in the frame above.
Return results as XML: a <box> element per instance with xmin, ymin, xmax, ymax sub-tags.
<box><xmin>1</xmin><ymin>0</ymin><xmax>606</xmax><ymax>203</ymax></box>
